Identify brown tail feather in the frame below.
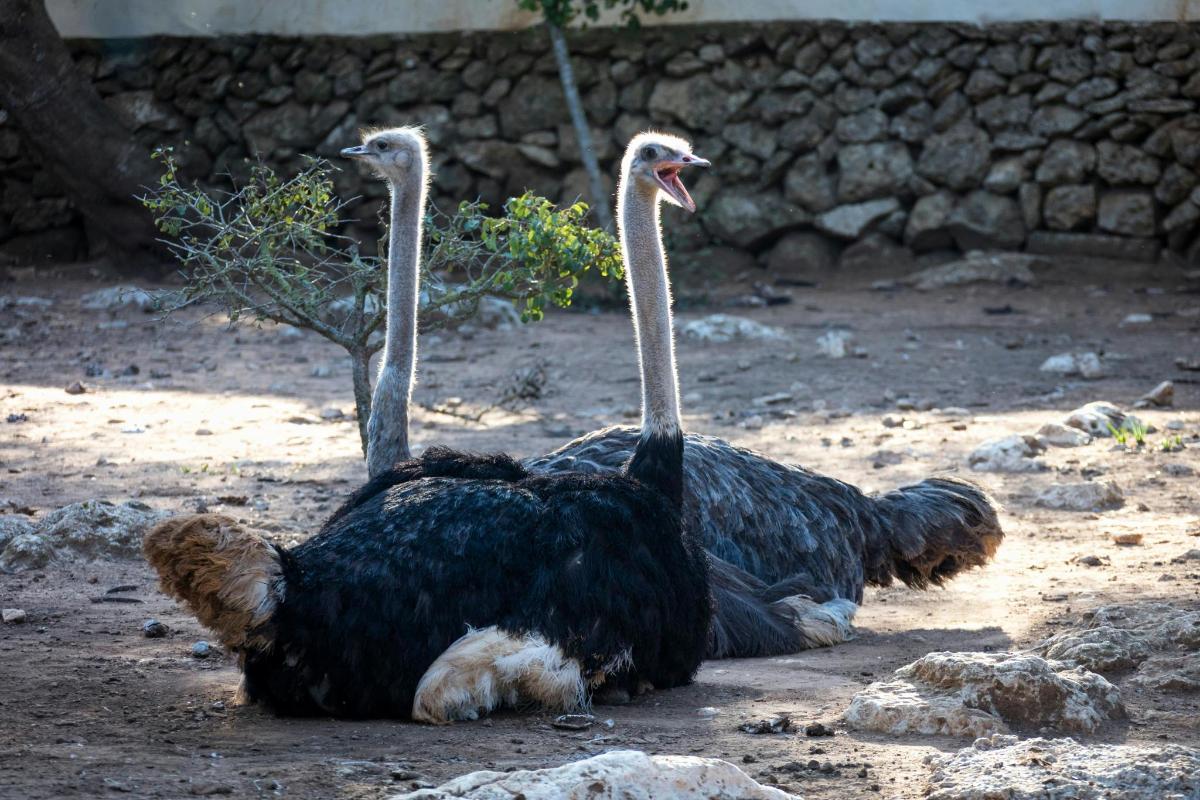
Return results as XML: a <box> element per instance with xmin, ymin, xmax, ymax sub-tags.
<box><xmin>143</xmin><ymin>514</ymin><xmax>282</xmax><ymax>651</ymax></box>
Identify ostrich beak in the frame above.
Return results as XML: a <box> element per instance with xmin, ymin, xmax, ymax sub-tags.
<box><xmin>654</xmin><ymin>153</ymin><xmax>710</xmax><ymax>213</ymax></box>
<box><xmin>341</xmin><ymin>144</ymin><xmax>369</xmax><ymax>158</ymax></box>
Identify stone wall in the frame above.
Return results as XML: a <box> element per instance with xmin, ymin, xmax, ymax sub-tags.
<box><xmin>3</xmin><ymin>21</ymin><xmax>1200</xmax><ymax>269</ymax></box>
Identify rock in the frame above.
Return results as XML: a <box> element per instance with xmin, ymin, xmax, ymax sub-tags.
<box><xmin>1037</xmin><ymin>422</ymin><xmax>1092</xmax><ymax>447</ymax></box>
<box><xmin>142</xmin><ymin>619</ymin><xmax>168</xmax><ymax>638</ymax></box>
<box><xmin>1120</xmin><ymin>312</ymin><xmax>1152</xmax><ymax>325</ymax></box>
<box><xmin>1026</xmin><ymin>231</ymin><xmax>1160</xmax><ymax>263</ymax></box>
<box><xmin>1096</xmin><ymin>140</ymin><xmax>1161</xmax><ymax>185</ymax></box>
<box><xmin>837</xmin><ymin>142</ymin><xmax>913</xmax><ymax>203</ymax></box>
<box><xmin>983</xmin><ymin>158</ymin><xmax>1024</xmax><ymax>194</ymax></box>
<box><xmin>1132</xmin><ymin>653</ymin><xmax>1200</xmax><ymax>692</ymax></box>
<box><xmin>838</xmin><ymin>233</ymin><xmax>913</xmax><ymax>273</ymax></box>
<box><xmin>388</xmin><ymin>750</ymin><xmax>796</xmax><ymax>799</ymax></box>
<box><xmin>946</xmin><ymin>191</ymin><xmax>1025</xmax><ymax>250</ymax></box>
<box><xmin>783</xmin><ymin>154</ymin><xmax>837</xmax><ymax>212</ymax></box>
<box><xmin>1036</xmin><ymin>140</ymin><xmax>1095</xmax><ymax>184</ymax></box>
<box><xmin>105</xmin><ymin>90</ymin><xmax>184</xmax><ymax>131</ymax></box>
<box><xmin>968</xmin><ymin>434</ymin><xmax>1049</xmax><ymax>473</ymax></box>
<box><xmin>844</xmin><ymin>651</ymin><xmax>1123</xmax><ymax>738</ymax></box>
<box><xmin>79</xmin><ymin>285</ymin><xmax>160</xmax><ymax>312</ymax></box>
<box><xmin>649</xmin><ymin>75</ymin><xmax>749</xmax><ymax>134</ymax></box>
<box><xmin>738</xmin><ymin>715</ymin><xmax>793</xmax><ymax>735</ymax></box>
<box><xmin>804</xmin><ymin>721</ymin><xmax>835</xmax><ymax>737</ymax></box>
<box><xmin>1043</xmin><ymin>185</ymin><xmax>1096</xmax><ymax>230</ymax></box>
<box><xmin>765</xmin><ymin>232</ymin><xmax>838</xmax><ymax>276</ymax></box>
<box><xmin>2</xmin><ymin>608</ymin><xmax>27</xmax><ymax>624</ymax></box>
<box><xmin>815</xmin><ymin>198</ymin><xmax>901</xmax><ymax>239</ymax></box>
<box><xmin>835</xmin><ymin>108</ymin><xmax>888</xmax><ymax>143</ymax></box>
<box><xmin>1036</xmin><ymin>602</ymin><xmax>1200</xmax><ymax>675</ymax></box>
<box><xmin>906</xmin><ymin>252</ymin><xmax>1039</xmax><ymax>290</ymax></box>
<box><xmin>1097</xmin><ymin>190</ymin><xmax>1156</xmax><ymax>237</ymax></box>
<box><xmin>816</xmin><ymin>329</ymin><xmax>855</xmax><ymax>359</ymax></box>
<box><xmin>498</xmin><ymin>75</ymin><xmax>566</xmax><ymax>137</ymax></box>
<box><xmin>678</xmin><ymin>315</ymin><xmax>787</xmax><ymax>344</ymax></box>
<box><xmin>64</xmin><ymin>381</ymin><xmax>87</xmax><ymax>395</ymax></box>
<box><xmin>925</xmin><ymin>736</ymin><xmax>1200</xmax><ymax>800</ymax></box>
<box><xmin>1038</xmin><ymin>352</ymin><xmax>1104</xmax><ymax>378</ymax></box>
<box><xmin>904</xmin><ymin>191</ymin><xmax>956</xmax><ymax>250</ymax></box>
<box><xmin>1030</xmin><ymin>104</ymin><xmax>1088</xmax><ymax>136</ymax></box>
<box><xmin>1155</xmin><ymin>163</ymin><xmax>1198</xmax><ymax>205</ymax></box>
<box><xmin>721</xmin><ymin>121</ymin><xmax>776</xmax><ymax>160</ymax></box>
<box><xmin>0</xmin><ymin>515</ymin><xmax>34</xmax><ymax>552</ymax></box>
<box><xmin>705</xmin><ymin>193</ymin><xmax>805</xmax><ymax>249</ymax></box>
<box><xmin>0</xmin><ymin>500</ymin><xmax>166</xmax><ymax>571</ymax></box>
<box><xmin>1063</xmin><ymin>401</ymin><xmax>1146</xmax><ymax>437</ymax></box>
<box><xmin>1035</xmin><ymin>481</ymin><xmax>1124</xmax><ymax>512</ymax></box>
<box><xmin>192</xmin><ymin>640</ymin><xmax>212</xmax><ymax>659</ymax></box>
<box><xmin>1135</xmin><ymin>380</ymin><xmax>1174</xmax><ymax>408</ymax></box>
<box><xmin>917</xmin><ymin>121</ymin><xmax>992</xmax><ymax>190</ymax></box>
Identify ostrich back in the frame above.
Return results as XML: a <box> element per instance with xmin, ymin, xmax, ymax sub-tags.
<box><xmin>524</xmin><ymin>426</ymin><xmax>883</xmax><ymax>602</ymax></box>
<box><xmin>242</xmin><ymin>447</ymin><xmax>711</xmax><ymax>718</ymax></box>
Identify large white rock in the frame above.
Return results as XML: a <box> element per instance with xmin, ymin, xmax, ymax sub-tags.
<box><xmin>0</xmin><ymin>500</ymin><xmax>165</xmax><ymax>571</ymax></box>
<box><xmin>1037</xmin><ymin>603</ymin><xmax>1200</xmax><ymax>692</ymax></box>
<box><xmin>1062</xmin><ymin>402</ymin><xmax>1147</xmax><ymax>437</ymax></box>
<box><xmin>1037</xmin><ymin>422</ymin><xmax>1092</xmax><ymax>447</ymax></box>
<box><xmin>968</xmin><ymin>434</ymin><xmax>1049</xmax><ymax>473</ymax></box>
<box><xmin>677</xmin><ymin>314</ymin><xmax>787</xmax><ymax>344</ymax></box>
<box><xmin>1039</xmin><ymin>352</ymin><xmax>1104</xmax><ymax>379</ymax></box>
<box><xmin>843</xmin><ymin>651</ymin><xmax>1123</xmax><ymax>739</ymax></box>
<box><xmin>906</xmin><ymin>251</ymin><xmax>1039</xmax><ymax>290</ymax></box>
<box><xmin>926</xmin><ymin>735</ymin><xmax>1200</xmax><ymax>800</ymax></box>
<box><xmin>389</xmin><ymin>750</ymin><xmax>798</xmax><ymax>799</ymax></box>
<box><xmin>815</xmin><ymin>329</ymin><xmax>854</xmax><ymax>358</ymax></box>
<box><xmin>1034</xmin><ymin>481</ymin><xmax>1124</xmax><ymax>512</ymax></box>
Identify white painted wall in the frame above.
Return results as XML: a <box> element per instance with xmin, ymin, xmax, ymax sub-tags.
<box><xmin>48</xmin><ymin>0</ymin><xmax>1200</xmax><ymax>38</ymax></box>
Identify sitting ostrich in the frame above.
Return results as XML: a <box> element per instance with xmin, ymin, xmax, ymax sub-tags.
<box><xmin>347</xmin><ymin>136</ymin><xmax>1005</xmax><ymax>658</ymax></box>
<box><xmin>143</xmin><ymin>129</ymin><xmax>713</xmax><ymax>722</ymax></box>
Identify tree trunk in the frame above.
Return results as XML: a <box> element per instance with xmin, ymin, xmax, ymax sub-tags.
<box><xmin>0</xmin><ymin>0</ymin><xmax>170</xmax><ymax>274</ymax></box>
<box><xmin>546</xmin><ymin>21</ymin><xmax>615</xmax><ymax>233</ymax></box>
<box><xmin>349</xmin><ymin>345</ymin><xmax>373</xmax><ymax>458</ymax></box>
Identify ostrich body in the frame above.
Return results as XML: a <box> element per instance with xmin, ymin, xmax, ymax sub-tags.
<box><xmin>143</xmin><ymin>130</ymin><xmax>712</xmax><ymax>722</ymax></box>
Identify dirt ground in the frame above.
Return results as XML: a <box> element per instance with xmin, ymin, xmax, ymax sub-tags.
<box><xmin>1</xmin><ymin>257</ymin><xmax>1198</xmax><ymax>799</ymax></box>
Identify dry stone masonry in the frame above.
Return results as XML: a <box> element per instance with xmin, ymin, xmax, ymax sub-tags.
<box><xmin>4</xmin><ymin>21</ymin><xmax>1200</xmax><ymax>268</ymax></box>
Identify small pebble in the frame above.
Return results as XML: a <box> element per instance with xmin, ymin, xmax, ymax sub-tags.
<box><xmin>195</xmin><ymin>428</ymin><xmax>213</xmax><ymax>436</ymax></box>
<box><xmin>2</xmin><ymin>608</ymin><xmax>27</xmax><ymax>624</ymax></box>
<box><xmin>64</xmin><ymin>381</ymin><xmax>87</xmax><ymax>395</ymax></box>
<box><xmin>192</xmin><ymin>640</ymin><xmax>212</xmax><ymax>659</ymax></box>
<box><xmin>805</xmin><ymin>722</ymin><xmax>835</xmax><ymax>737</ymax></box>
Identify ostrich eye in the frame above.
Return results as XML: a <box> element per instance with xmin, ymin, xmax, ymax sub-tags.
<box><xmin>641</xmin><ymin>145</ymin><xmax>658</xmax><ymax>161</ymax></box>
<box><xmin>376</xmin><ymin>140</ymin><xmax>389</xmax><ymax>152</ymax></box>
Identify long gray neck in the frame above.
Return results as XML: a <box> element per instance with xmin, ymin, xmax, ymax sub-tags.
<box><xmin>365</xmin><ymin>171</ymin><xmax>424</xmax><ymax>477</ymax></box>
<box><xmin>619</xmin><ymin>184</ymin><xmax>682</xmax><ymax>442</ymax></box>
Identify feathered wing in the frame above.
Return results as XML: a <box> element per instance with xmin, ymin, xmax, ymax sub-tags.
<box><xmin>525</xmin><ymin>426</ymin><xmax>1003</xmax><ymax>605</ymax></box>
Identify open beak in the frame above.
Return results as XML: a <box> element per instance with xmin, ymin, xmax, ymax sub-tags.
<box><xmin>340</xmin><ymin>144</ymin><xmax>369</xmax><ymax>159</ymax></box>
<box><xmin>654</xmin><ymin>153</ymin><xmax>711</xmax><ymax>213</ymax></box>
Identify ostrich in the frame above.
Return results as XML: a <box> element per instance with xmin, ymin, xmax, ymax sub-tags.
<box><xmin>341</xmin><ymin>132</ymin><xmax>1004</xmax><ymax>659</ymax></box>
<box><xmin>142</xmin><ymin>129</ymin><xmax>713</xmax><ymax>722</ymax></box>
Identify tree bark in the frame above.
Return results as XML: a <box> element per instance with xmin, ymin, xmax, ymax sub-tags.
<box><xmin>546</xmin><ymin>21</ymin><xmax>615</xmax><ymax>233</ymax></box>
<box><xmin>349</xmin><ymin>345</ymin><xmax>373</xmax><ymax>458</ymax></box>
<box><xmin>0</xmin><ymin>0</ymin><xmax>170</xmax><ymax>273</ymax></box>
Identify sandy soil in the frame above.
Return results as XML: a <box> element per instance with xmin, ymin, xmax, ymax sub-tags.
<box><xmin>1</xmin><ymin>258</ymin><xmax>1198</xmax><ymax>799</ymax></box>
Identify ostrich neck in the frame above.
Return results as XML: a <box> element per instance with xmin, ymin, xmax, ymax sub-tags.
<box><xmin>366</xmin><ymin>173</ymin><xmax>424</xmax><ymax>476</ymax></box>
<box><xmin>619</xmin><ymin>184</ymin><xmax>682</xmax><ymax>442</ymax></box>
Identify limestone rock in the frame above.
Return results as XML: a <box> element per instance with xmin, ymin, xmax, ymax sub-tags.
<box><xmin>79</xmin><ymin>286</ymin><xmax>161</xmax><ymax>312</ymax></box>
<box><xmin>1037</xmin><ymin>422</ymin><xmax>1092</xmax><ymax>447</ymax></box>
<box><xmin>0</xmin><ymin>515</ymin><xmax>35</xmax><ymax>552</ymax></box>
<box><xmin>968</xmin><ymin>434</ymin><xmax>1049</xmax><ymax>473</ymax></box>
<box><xmin>498</xmin><ymin>75</ymin><xmax>566</xmax><ymax>137</ymax></box>
<box><xmin>1044</xmin><ymin>185</ymin><xmax>1096</xmax><ymax>231</ymax></box>
<box><xmin>1097</xmin><ymin>190</ymin><xmax>1156</xmax><ymax>237</ymax></box>
<box><xmin>815</xmin><ymin>197</ymin><xmax>900</xmax><ymax>239</ymax></box>
<box><xmin>0</xmin><ymin>500</ymin><xmax>166</xmax><ymax>571</ymax></box>
<box><xmin>677</xmin><ymin>315</ymin><xmax>787</xmax><ymax>344</ymax></box>
<box><xmin>906</xmin><ymin>251</ymin><xmax>1038</xmax><ymax>290</ymax></box>
<box><xmin>766</xmin><ymin>232</ymin><xmax>838</xmax><ymax>275</ymax></box>
<box><xmin>1063</xmin><ymin>402</ymin><xmax>1146</xmax><ymax>437</ymax></box>
<box><xmin>389</xmin><ymin>750</ymin><xmax>797</xmax><ymax>800</ymax></box>
<box><xmin>649</xmin><ymin>75</ymin><xmax>749</xmax><ymax>133</ymax></box>
<box><xmin>917</xmin><ymin>120</ymin><xmax>992</xmax><ymax>190</ymax></box>
<box><xmin>1096</xmin><ymin>140</ymin><xmax>1161</xmax><ymax>185</ymax></box>
<box><xmin>1135</xmin><ymin>380</ymin><xmax>1174</xmax><ymax>408</ymax></box>
<box><xmin>926</xmin><ymin>735</ymin><xmax>1200</xmax><ymax>800</ymax></box>
<box><xmin>705</xmin><ymin>193</ymin><xmax>805</xmax><ymax>249</ymax></box>
<box><xmin>1039</xmin><ymin>352</ymin><xmax>1104</xmax><ymax>379</ymax></box>
<box><xmin>844</xmin><ymin>651</ymin><xmax>1123</xmax><ymax>738</ymax></box>
<box><xmin>783</xmin><ymin>154</ymin><xmax>837</xmax><ymax>213</ymax></box>
<box><xmin>946</xmin><ymin>191</ymin><xmax>1025</xmax><ymax>250</ymax></box>
<box><xmin>837</xmin><ymin>142</ymin><xmax>913</xmax><ymax>203</ymax></box>
<box><xmin>1035</xmin><ymin>481</ymin><xmax>1124</xmax><ymax>512</ymax></box>
<box><xmin>904</xmin><ymin>191</ymin><xmax>955</xmax><ymax>250</ymax></box>
<box><xmin>1036</xmin><ymin>603</ymin><xmax>1200</xmax><ymax>675</ymax></box>
<box><xmin>1036</xmin><ymin>140</ymin><xmax>1095</xmax><ymax>184</ymax></box>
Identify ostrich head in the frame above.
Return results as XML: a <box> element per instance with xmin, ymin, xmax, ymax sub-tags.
<box><xmin>621</xmin><ymin>132</ymin><xmax>710</xmax><ymax>212</ymax></box>
<box><xmin>340</xmin><ymin>126</ymin><xmax>429</xmax><ymax>186</ymax></box>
